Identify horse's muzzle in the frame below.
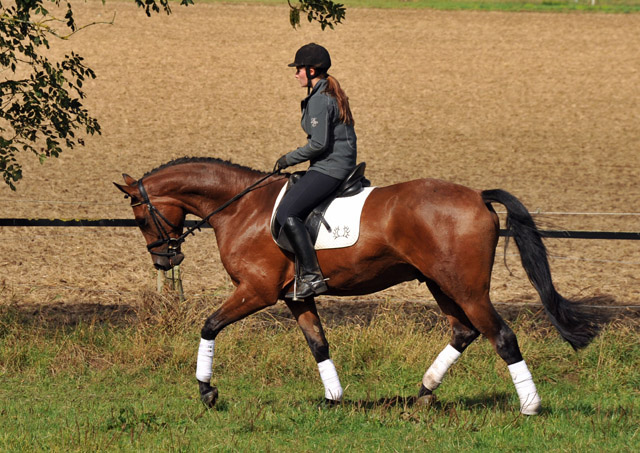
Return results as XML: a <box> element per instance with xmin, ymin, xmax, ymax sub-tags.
<box><xmin>153</xmin><ymin>251</ymin><xmax>185</xmax><ymax>271</ymax></box>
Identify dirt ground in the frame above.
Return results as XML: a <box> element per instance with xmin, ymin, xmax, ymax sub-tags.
<box><xmin>1</xmin><ymin>2</ymin><xmax>639</xmax><ymax>325</ymax></box>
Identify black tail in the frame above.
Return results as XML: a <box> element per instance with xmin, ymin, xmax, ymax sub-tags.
<box><xmin>482</xmin><ymin>189</ymin><xmax>601</xmax><ymax>350</ymax></box>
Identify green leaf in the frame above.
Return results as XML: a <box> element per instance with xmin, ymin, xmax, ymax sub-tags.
<box><xmin>290</xmin><ymin>6</ymin><xmax>301</xmax><ymax>28</ymax></box>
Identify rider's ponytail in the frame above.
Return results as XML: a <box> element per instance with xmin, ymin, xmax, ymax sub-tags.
<box><xmin>322</xmin><ymin>75</ymin><xmax>354</xmax><ymax>126</ymax></box>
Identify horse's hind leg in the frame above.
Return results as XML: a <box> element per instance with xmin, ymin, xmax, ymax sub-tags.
<box><xmin>419</xmin><ymin>282</ymin><xmax>480</xmax><ymax>399</ymax></box>
<box><xmin>285</xmin><ymin>298</ymin><xmax>343</xmax><ymax>402</ymax></box>
<box><xmin>445</xmin><ymin>286</ymin><xmax>541</xmax><ymax>415</ymax></box>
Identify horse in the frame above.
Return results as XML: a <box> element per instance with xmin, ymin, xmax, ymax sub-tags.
<box><xmin>115</xmin><ymin>157</ymin><xmax>602</xmax><ymax>415</ymax></box>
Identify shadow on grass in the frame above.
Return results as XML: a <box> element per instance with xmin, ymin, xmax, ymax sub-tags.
<box><xmin>323</xmin><ymin>391</ymin><xmax>513</xmax><ymax>412</ymax></box>
<box><xmin>2</xmin><ymin>297</ymin><xmax>637</xmax><ymax>330</ymax></box>
<box><xmin>0</xmin><ymin>301</ymin><xmax>137</xmax><ymax>328</ymax></box>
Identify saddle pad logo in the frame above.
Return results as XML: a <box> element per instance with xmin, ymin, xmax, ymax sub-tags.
<box><xmin>310</xmin><ymin>117</ymin><xmax>319</xmax><ymax>127</ymax></box>
<box><xmin>332</xmin><ymin>225</ymin><xmax>350</xmax><ymax>240</ymax></box>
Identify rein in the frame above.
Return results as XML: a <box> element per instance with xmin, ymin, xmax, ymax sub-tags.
<box><xmin>137</xmin><ymin>169</ymin><xmax>281</xmax><ymax>257</ymax></box>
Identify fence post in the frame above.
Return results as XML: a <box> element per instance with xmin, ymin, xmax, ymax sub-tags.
<box><xmin>156</xmin><ymin>266</ymin><xmax>185</xmax><ymax>301</ymax></box>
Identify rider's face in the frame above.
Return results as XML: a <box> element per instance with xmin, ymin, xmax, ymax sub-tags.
<box><xmin>295</xmin><ymin>66</ymin><xmax>315</xmax><ymax>87</ymax></box>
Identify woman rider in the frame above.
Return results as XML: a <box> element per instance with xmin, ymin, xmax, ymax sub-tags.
<box><xmin>274</xmin><ymin>43</ymin><xmax>357</xmax><ymax>300</ymax></box>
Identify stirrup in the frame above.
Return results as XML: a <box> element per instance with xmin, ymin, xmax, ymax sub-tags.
<box><xmin>286</xmin><ymin>275</ymin><xmax>328</xmax><ymax>301</ymax></box>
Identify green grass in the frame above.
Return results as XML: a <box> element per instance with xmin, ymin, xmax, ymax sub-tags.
<box><xmin>1</xmin><ymin>296</ymin><xmax>639</xmax><ymax>451</ymax></box>
<box><xmin>343</xmin><ymin>0</ymin><xmax>640</xmax><ymax>13</ymax></box>
<box><xmin>211</xmin><ymin>0</ymin><xmax>640</xmax><ymax>14</ymax></box>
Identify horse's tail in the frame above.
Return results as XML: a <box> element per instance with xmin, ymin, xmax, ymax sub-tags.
<box><xmin>481</xmin><ymin>189</ymin><xmax>601</xmax><ymax>350</ymax></box>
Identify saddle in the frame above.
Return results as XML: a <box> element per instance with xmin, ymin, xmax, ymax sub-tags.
<box><xmin>272</xmin><ymin>162</ymin><xmax>371</xmax><ymax>253</ymax></box>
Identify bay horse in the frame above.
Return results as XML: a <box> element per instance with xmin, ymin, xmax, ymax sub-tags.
<box><xmin>115</xmin><ymin>157</ymin><xmax>601</xmax><ymax>415</ymax></box>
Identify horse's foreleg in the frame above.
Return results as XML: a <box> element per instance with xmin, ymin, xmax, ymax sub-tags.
<box><xmin>285</xmin><ymin>298</ymin><xmax>343</xmax><ymax>402</ymax></box>
<box><xmin>196</xmin><ymin>287</ymin><xmax>278</xmax><ymax>408</ymax></box>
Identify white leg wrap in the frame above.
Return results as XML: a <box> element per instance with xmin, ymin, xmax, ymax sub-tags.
<box><xmin>422</xmin><ymin>344</ymin><xmax>462</xmax><ymax>391</ymax></box>
<box><xmin>317</xmin><ymin>359</ymin><xmax>343</xmax><ymax>401</ymax></box>
<box><xmin>195</xmin><ymin>338</ymin><xmax>215</xmax><ymax>383</ymax></box>
<box><xmin>508</xmin><ymin>360</ymin><xmax>541</xmax><ymax>415</ymax></box>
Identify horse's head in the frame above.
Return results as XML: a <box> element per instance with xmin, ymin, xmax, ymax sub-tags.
<box><xmin>114</xmin><ymin>174</ymin><xmax>186</xmax><ymax>271</ymax></box>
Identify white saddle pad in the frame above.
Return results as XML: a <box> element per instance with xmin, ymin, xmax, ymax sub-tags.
<box><xmin>271</xmin><ymin>185</ymin><xmax>376</xmax><ymax>250</ymax></box>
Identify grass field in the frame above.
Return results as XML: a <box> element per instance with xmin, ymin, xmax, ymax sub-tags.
<box><xmin>230</xmin><ymin>0</ymin><xmax>640</xmax><ymax>13</ymax></box>
<box><xmin>1</xmin><ymin>294</ymin><xmax>639</xmax><ymax>451</ymax></box>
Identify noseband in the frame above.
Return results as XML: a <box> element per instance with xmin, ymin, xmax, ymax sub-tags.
<box><xmin>133</xmin><ymin>169</ymin><xmax>281</xmax><ymax>259</ymax></box>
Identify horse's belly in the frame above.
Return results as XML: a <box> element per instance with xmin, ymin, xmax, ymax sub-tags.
<box><xmin>324</xmin><ymin>262</ymin><xmax>419</xmax><ymax>296</ymax></box>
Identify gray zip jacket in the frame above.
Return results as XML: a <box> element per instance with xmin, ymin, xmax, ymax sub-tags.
<box><xmin>283</xmin><ymin>78</ymin><xmax>357</xmax><ymax>180</ymax></box>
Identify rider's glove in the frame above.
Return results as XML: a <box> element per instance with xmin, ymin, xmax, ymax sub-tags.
<box><xmin>275</xmin><ymin>155</ymin><xmax>290</xmax><ymax>172</ymax></box>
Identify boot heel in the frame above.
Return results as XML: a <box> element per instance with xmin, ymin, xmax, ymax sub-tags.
<box><xmin>287</xmin><ymin>276</ymin><xmax>328</xmax><ymax>300</ymax></box>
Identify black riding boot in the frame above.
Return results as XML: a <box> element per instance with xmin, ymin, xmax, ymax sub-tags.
<box><xmin>283</xmin><ymin>216</ymin><xmax>328</xmax><ymax>300</ymax></box>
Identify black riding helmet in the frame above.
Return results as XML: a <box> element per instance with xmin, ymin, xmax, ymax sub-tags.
<box><xmin>288</xmin><ymin>43</ymin><xmax>331</xmax><ymax>91</ymax></box>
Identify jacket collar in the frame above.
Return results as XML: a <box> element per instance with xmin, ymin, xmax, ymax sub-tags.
<box><xmin>306</xmin><ymin>77</ymin><xmax>328</xmax><ymax>99</ymax></box>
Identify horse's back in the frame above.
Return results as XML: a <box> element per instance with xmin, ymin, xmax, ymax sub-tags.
<box><xmin>362</xmin><ymin>178</ymin><xmax>499</xmax><ymax>255</ymax></box>
<box><xmin>368</xmin><ymin>178</ymin><xmax>495</xmax><ymax>224</ymax></box>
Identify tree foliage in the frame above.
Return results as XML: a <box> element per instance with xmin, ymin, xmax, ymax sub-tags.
<box><xmin>1</xmin><ymin>0</ymin><xmax>100</xmax><ymax>189</ymax></box>
<box><xmin>0</xmin><ymin>0</ymin><xmax>344</xmax><ymax>190</ymax></box>
<box><xmin>289</xmin><ymin>0</ymin><xmax>346</xmax><ymax>30</ymax></box>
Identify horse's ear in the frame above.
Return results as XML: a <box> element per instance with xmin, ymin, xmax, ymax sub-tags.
<box><xmin>122</xmin><ymin>174</ymin><xmax>137</xmax><ymax>186</ymax></box>
<box><xmin>113</xmin><ymin>182</ymin><xmax>134</xmax><ymax>197</ymax></box>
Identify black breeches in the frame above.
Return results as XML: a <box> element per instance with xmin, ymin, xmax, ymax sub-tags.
<box><xmin>275</xmin><ymin>170</ymin><xmax>342</xmax><ymax>229</ymax></box>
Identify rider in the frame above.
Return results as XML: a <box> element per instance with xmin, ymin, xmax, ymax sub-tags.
<box><xmin>275</xmin><ymin>43</ymin><xmax>357</xmax><ymax>300</ymax></box>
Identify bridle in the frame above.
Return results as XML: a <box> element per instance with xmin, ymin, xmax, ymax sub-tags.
<box><xmin>133</xmin><ymin>180</ymin><xmax>184</xmax><ymax>258</ymax></box>
<box><xmin>132</xmin><ymin>169</ymin><xmax>281</xmax><ymax>258</ymax></box>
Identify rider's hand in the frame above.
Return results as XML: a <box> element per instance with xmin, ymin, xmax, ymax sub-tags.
<box><xmin>275</xmin><ymin>155</ymin><xmax>289</xmax><ymax>172</ymax></box>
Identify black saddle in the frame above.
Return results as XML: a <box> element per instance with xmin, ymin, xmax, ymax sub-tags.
<box><xmin>272</xmin><ymin>162</ymin><xmax>371</xmax><ymax>252</ymax></box>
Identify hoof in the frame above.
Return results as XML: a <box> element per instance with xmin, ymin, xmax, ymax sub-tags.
<box><xmin>416</xmin><ymin>394</ymin><xmax>437</xmax><ymax>407</ymax></box>
<box><xmin>317</xmin><ymin>398</ymin><xmax>340</xmax><ymax>409</ymax></box>
<box><xmin>198</xmin><ymin>380</ymin><xmax>218</xmax><ymax>408</ymax></box>
<box><xmin>417</xmin><ymin>384</ymin><xmax>432</xmax><ymax>398</ymax></box>
<box><xmin>200</xmin><ymin>387</ymin><xmax>218</xmax><ymax>408</ymax></box>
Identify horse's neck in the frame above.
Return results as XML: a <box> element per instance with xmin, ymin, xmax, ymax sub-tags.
<box><xmin>155</xmin><ymin>164</ymin><xmax>262</xmax><ymax>218</ymax></box>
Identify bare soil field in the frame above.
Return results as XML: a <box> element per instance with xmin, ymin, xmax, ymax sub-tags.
<box><xmin>1</xmin><ymin>2</ymin><xmax>639</xmax><ymax>324</ymax></box>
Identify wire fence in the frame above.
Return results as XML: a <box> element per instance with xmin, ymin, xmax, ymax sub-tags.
<box><xmin>1</xmin><ymin>210</ymin><xmax>637</xmax><ymax>309</ymax></box>
<box><xmin>1</xmin><ymin>218</ymin><xmax>639</xmax><ymax>241</ymax></box>
<box><xmin>3</xmin><ymin>197</ymin><xmax>640</xmax><ymax>216</ymax></box>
